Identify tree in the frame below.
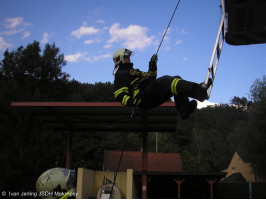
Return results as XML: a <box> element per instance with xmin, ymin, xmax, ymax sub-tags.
<box><xmin>240</xmin><ymin>75</ymin><xmax>266</xmax><ymax>177</ymax></box>
<box><xmin>184</xmin><ymin>105</ymin><xmax>247</xmax><ymax>172</ymax></box>
<box><xmin>0</xmin><ymin>40</ymin><xmax>69</xmax><ymax>101</ymax></box>
<box><xmin>230</xmin><ymin>96</ymin><xmax>251</xmax><ymax>110</ymax></box>
<box><xmin>0</xmin><ymin>41</ymin><xmax>70</xmax><ymax>193</ymax></box>
<box><xmin>181</xmin><ymin>147</ymin><xmax>202</xmax><ymax>172</ymax></box>
<box><xmin>250</xmin><ymin>75</ymin><xmax>266</xmax><ymax>102</ymax></box>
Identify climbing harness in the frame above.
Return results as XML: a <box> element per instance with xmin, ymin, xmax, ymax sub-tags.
<box><xmin>156</xmin><ymin>0</ymin><xmax>181</xmax><ymax>55</ymax></box>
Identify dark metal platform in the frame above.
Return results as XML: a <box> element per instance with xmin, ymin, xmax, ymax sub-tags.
<box><xmin>11</xmin><ymin>102</ymin><xmax>178</xmax><ymax>132</ymax></box>
<box><xmin>225</xmin><ymin>0</ymin><xmax>266</xmax><ymax>45</ymax></box>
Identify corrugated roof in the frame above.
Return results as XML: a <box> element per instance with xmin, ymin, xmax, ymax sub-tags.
<box><xmin>103</xmin><ymin>150</ymin><xmax>183</xmax><ymax>172</ymax></box>
<box><xmin>11</xmin><ymin>102</ymin><xmax>178</xmax><ymax>132</ymax></box>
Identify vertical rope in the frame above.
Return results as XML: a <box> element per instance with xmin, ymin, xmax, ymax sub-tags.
<box><xmin>156</xmin><ymin>0</ymin><xmax>181</xmax><ymax>55</ymax></box>
<box><xmin>109</xmin><ymin>129</ymin><xmax>128</xmax><ymax>198</ymax></box>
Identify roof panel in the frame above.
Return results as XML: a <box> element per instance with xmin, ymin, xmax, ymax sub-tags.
<box><xmin>104</xmin><ymin>150</ymin><xmax>183</xmax><ymax>172</ymax></box>
<box><xmin>11</xmin><ymin>102</ymin><xmax>178</xmax><ymax>132</ymax></box>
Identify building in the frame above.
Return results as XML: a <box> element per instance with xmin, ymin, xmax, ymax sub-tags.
<box><xmin>223</xmin><ymin>152</ymin><xmax>265</xmax><ymax>182</ymax></box>
<box><xmin>77</xmin><ymin>150</ymin><xmax>226</xmax><ymax>199</ymax></box>
<box><xmin>216</xmin><ymin>152</ymin><xmax>266</xmax><ymax>198</ymax></box>
<box><xmin>103</xmin><ymin>150</ymin><xmax>183</xmax><ymax>172</ymax></box>
<box><xmin>11</xmin><ymin>102</ymin><xmax>226</xmax><ymax>198</ymax></box>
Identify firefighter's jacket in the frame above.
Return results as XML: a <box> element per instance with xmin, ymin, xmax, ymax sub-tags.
<box><xmin>114</xmin><ymin>63</ymin><xmax>157</xmax><ymax>107</ymax></box>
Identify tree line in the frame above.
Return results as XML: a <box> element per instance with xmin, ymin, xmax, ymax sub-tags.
<box><xmin>0</xmin><ymin>41</ymin><xmax>265</xmax><ymax>193</ymax></box>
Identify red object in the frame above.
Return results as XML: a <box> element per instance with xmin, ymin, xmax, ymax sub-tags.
<box><xmin>103</xmin><ymin>150</ymin><xmax>183</xmax><ymax>172</ymax></box>
<box><xmin>11</xmin><ymin>102</ymin><xmax>175</xmax><ymax>107</ymax></box>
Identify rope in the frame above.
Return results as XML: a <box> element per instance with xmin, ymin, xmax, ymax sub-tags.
<box><xmin>156</xmin><ymin>0</ymin><xmax>181</xmax><ymax>55</ymax></box>
<box><xmin>109</xmin><ymin>132</ymin><xmax>128</xmax><ymax>199</ymax></box>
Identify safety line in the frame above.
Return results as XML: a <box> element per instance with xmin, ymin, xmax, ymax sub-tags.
<box><xmin>109</xmin><ymin>132</ymin><xmax>128</xmax><ymax>199</ymax></box>
<box><xmin>156</xmin><ymin>0</ymin><xmax>181</xmax><ymax>55</ymax></box>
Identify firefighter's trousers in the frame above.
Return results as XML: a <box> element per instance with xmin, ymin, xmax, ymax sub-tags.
<box><xmin>139</xmin><ymin>75</ymin><xmax>189</xmax><ymax>110</ymax></box>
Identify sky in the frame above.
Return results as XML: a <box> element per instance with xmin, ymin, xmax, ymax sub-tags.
<box><xmin>0</xmin><ymin>0</ymin><xmax>265</xmax><ymax>105</ymax></box>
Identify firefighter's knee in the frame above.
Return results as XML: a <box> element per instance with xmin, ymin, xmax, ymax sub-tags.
<box><xmin>171</xmin><ymin>76</ymin><xmax>183</xmax><ymax>96</ymax></box>
<box><xmin>173</xmin><ymin>75</ymin><xmax>182</xmax><ymax>80</ymax></box>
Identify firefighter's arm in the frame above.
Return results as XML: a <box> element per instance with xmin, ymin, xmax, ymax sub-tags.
<box><xmin>147</xmin><ymin>54</ymin><xmax>157</xmax><ymax>78</ymax></box>
<box><xmin>114</xmin><ymin>87</ymin><xmax>141</xmax><ymax>107</ymax></box>
<box><xmin>114</xmin><ymin>73</ymin><xmax>141</xmax><ymax>107</ymax></box>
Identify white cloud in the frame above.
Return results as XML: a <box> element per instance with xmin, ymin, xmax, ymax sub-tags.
<box><xmin>165</xmin><ymin>35</ymin><xmax>171</xmax><ymax>42</ymax></box>
<box><xmin>158</xmin><ymin>28</ymin><xmax>171</xmax><ymax>45</ymax></box>
<box><xmin>84</xmin><ymin>38</ymin><xmax>102</xmax><ymax>45</ymax></box>
<box><xmin>41</xmin><ymin>32</ymin><xmax>49</xmax><ymax>44</ymax></box>
<box><xmin>1</xmin><ymin>28</ymin><xmax>24</xmax><ymax>36</ymax></box>
<box><xmin>2</xmin><ymin>17</ymin><xmax>31</xmax><ymax>37</ymax></box>
<box><xmin>0</xmin><ymin>36</ymin><xmax>12</xmax><ymax>51</ymax></box>
<box><xmin>84</xmin><ymin>40</ymin><xmax>94</xmax><ymax>45</ymax></box>
<box><xmin>4</xmin><ymin>17</ymin><xmax>24</xmax><ymax>29</ymax></box>
<box><xmin>175</xmin><ymin>40</ymin><xmax>182</xmax><ymax>45</ymax></box>
<box><xmin>197</xmin><ymin>100</ymin><xmax>219</xmax><ymax>109</ymax></box>
<box><xmin>97</xmin><ymin>19</ymin><xmax>105</xmax><ymax>23</ymax></box>
<box><xmin>22</xmin><ymin>31</ymin><xmax>30</xmax><ymax>39</ymax></box>
<box><xmin>107</xmin><ymin>23</ymin><xmax>154</xmax><ymax>50</ymax></box>
<box><xmin>161</xmin><ymin>27</ymin><xmax>171</xmax><ymax>36</ymax></box>
<box><xmin>178</xmin><ymin>29</ymin><xmax>189</xmax><ymax>35</ymax></box>
<box><xmin>71</xmin><ymin>26</ymin><xmax>100</xmax><ymax>39</ymax></box>
<box><xmin>65</xmin><ymin>52</ymin><xmax>84</xmax><ymax>63</ymax></box>
<box><xmin>65</xmin><ymin>52</ymin><xmax>111</xmax><ymax>63</ymax></box>
<box><xmin>86</xmin><ymin>53</ymin><xmax>111</xmax><ymax>62</ymax></box>
<box><xmin>104</xmin><ymin>43</ymin><xmax>112</xmax><ymax>49</ymax></box>
<box><xmin>164</xmin><ymin>45</ymin><xmax>171</xmax><ymax>51</ymax></box>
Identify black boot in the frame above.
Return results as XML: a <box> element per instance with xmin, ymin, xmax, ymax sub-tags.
<box><xmin>176</xmin><ymin>78</ymin><xmax>212</xmax><ymax>102</ymax></box>
<box><xmin>179</xmin><ymin>100</ymin><xmax>197</xmax><ymax>119</ymax></box>
<box><xmin>174</xmin><ymin>96</ymin><xmax>197</xmax><ymax>119</ymax></box>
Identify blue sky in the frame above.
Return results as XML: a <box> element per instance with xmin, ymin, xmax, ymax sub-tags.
<box><xmin>0</xmin><ymin>0</ymin><xmax>265</xmax><ymax>104</ymax></box>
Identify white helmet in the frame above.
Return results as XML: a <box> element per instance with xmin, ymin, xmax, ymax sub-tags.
<box><xmin>112</xmin><ymin>48</ymin><xmax>133</xmax><ymax>75</ymax></box>
<box><xmin>36</xmin><ymin>168</ymin><xmax>75</xmax><ymax>198</ymax></box>
<box><xmin>113</xmin><ymin>48</ymin><xmax>133</xmax><ymax>66</ymax></box>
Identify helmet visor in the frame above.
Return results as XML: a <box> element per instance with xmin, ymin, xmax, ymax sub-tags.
<box><xmin>124</xmin><ymin>49</ymin><xmax>134</xmax><ymax>57</ymax></box>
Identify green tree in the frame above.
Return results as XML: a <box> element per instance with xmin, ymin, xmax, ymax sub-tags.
<box><xmin>183</xmin><ymin>105</ymin><xmax>247</xmax><ymax>172</ymax></box>
<box><xmin>250</xmin><ymin>75</ymin><xmax>266</xmax><ymax>102</ymax></box>
<box><xmin>0</xmin><ymin>41</ymin><xmax>70</xmax><ymax>193</ymax></box>
<box><xmin>239</xmin><ymin>75</ymin><xmax>266</xmax><ymax>177</ymax></box>
<box><xmin>230</xmin><ymin>96</ymin><xmax>251</xmax><ymax>110</ymax></box>
<box><xmin>0</xmin><ymin>40</ymin><xmax>69</xmax><ymax>101</ymax></box>
<box><xmin>181</xmin><ymin>147</ymin><xmax>202</xmax><ymax>172</ymax></box>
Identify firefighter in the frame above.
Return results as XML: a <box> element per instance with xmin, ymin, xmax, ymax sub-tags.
<box><xmin>113</xmin><ymin>48</ymin><xmax>212</xmax><ymax>119</ymax></box>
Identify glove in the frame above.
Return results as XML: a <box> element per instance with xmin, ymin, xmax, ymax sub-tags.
<box><xmin>149</xmin><ymin>54</ymin><xmax>158</xmax><ymax>72</ymax></box>
<box><xmin>150</xmin><ymin>54</ymin><xmax>158</xmax><ymax>62</ymax></box>
<box><xmin>133</xmin><ymin>98</ymin><xmax>142</xmax><ymax>106</ymax></box>
<box><xmin>126</xmin><ymin>96</ymin><xmax>141</xmax><ymax>107</ymax></box>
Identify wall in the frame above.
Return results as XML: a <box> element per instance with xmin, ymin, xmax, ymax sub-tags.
<box><xmin>225</xmin><ymin>152</ymin><xmax>255</xmax><ymax>182</ymax></box>
<box><xmin>77</xmin><ymin>168</ymin><xmax>95</xmax><ymax>198</ymax></box>
<box><xmin>77</xmin><ymin>168</ymin><xmax>135</xmax><ymax>199</ymax></box>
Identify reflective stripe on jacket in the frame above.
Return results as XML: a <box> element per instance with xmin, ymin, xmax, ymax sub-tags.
<box><xmin>114</xmin><ymin>63</ymin><xmax>156</xmax><ymax>106</ymax></box>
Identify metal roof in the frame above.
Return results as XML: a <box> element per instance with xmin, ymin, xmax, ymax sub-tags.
<box><xmin>104</xmin><ymin>150</ymin><xmax>183</xmax><ymax>172</ymax></box>
<box><xmin>11</xmin><ymin>102</ymin><xmax>178</xmax><ymax>132</ymax></box>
